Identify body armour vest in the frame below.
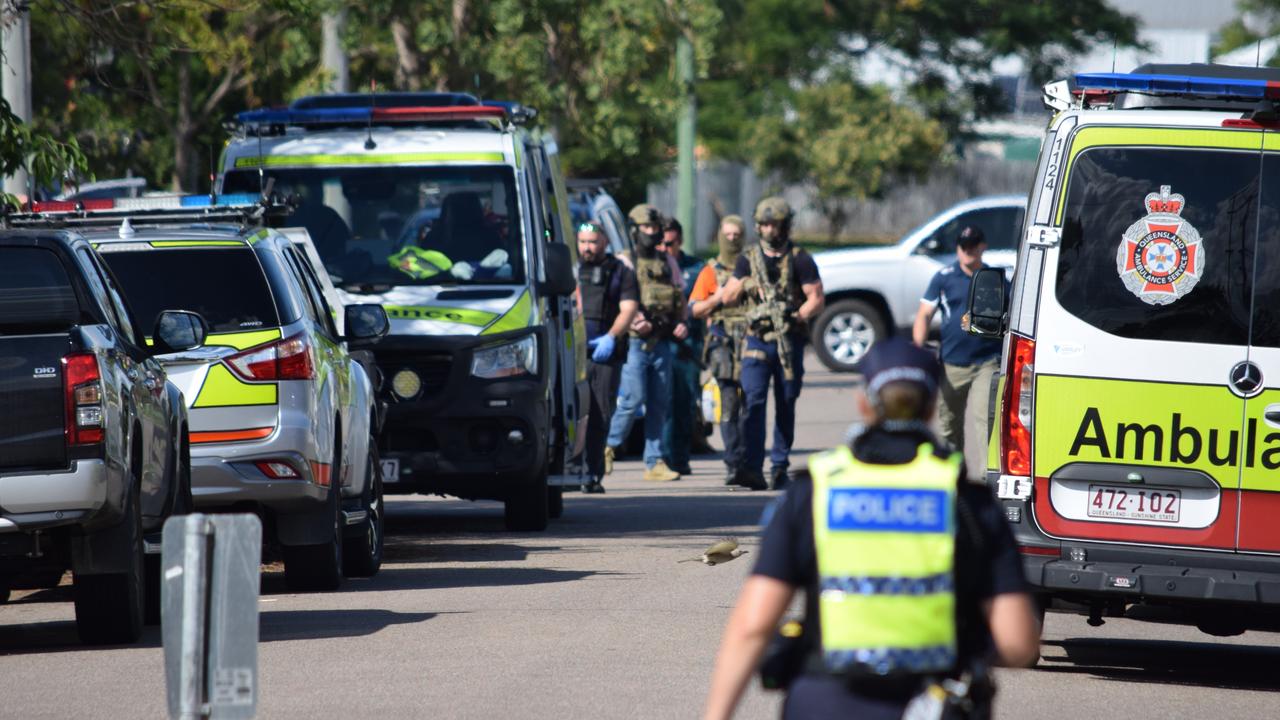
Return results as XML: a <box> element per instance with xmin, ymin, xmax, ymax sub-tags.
<box><xmin>578</xmin><ymin>256</ymin><xmax>619</xmax><ymax>324</ymax></box>
<box><xmin>807</xmin><ymin>444</ymin><xmax>961</xmax><ymax>677</ymax></box>
<box><xmin>743</xmin><ymin>245</ymin><xmax>805</xmax><ymax>341</ymax></box>
<box><xmin>634</xmin><ymin>255</ymin><xmax>681</xmax><ymax>336</ymax></box>
<box><xmin>709</xmin><ymin>259</ymin><xmax>749</xmax><ymax>336</ymax></box>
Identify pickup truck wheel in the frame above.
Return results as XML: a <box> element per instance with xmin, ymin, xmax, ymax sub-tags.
<box><xmin>548</xmin><ymin>486</ymin><xmax>564</xmax><ymax>519</ymax></box>
<box><xmin>283</xmin><ymin>446</ymin><xmax>344</xmax><ymax>591</ymax></box>
<box><xmin>504</xmin><ymin>472</ymin><xmax>549</xmax><ymax>531</ymax></box>
<box><xmin>74</xmin><ymin>483</ymin><xmax>145</xmax><ymax>645</ymax></box>
<box><xmin>813</xmin><ymin>299</ymin><xmax>886</xmax><ymax>372</ymax></box>
<box><xmin>343</xmin><ymin>439</ymin><xmax>384</xmax><ymax>578</ymax></box>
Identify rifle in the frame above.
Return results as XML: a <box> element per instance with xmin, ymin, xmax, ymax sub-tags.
<box><xmin>746</xmin><ymin>249</ymin><xmax>796</xmax><ymax>381</ymax></box>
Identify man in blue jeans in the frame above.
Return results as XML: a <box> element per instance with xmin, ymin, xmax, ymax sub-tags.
<box><xmin>661</xmin><ymin>218</ymin><xmax>706</xmax><ymax>475</ymax></box>
<box><xmin>717</xmin><ymin>197</ymin><xmax>825</xmax><ymax>491</ymax></box>
<box><xmin>605</xmin><ymin>204</ymin><xmax>688</xmax><ymax>482</ymax></box>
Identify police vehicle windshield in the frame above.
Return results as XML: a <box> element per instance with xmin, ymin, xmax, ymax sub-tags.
<box><xmin>222</xmin><ymin>166</ymin><xmax>525</xmax><ymax>288</ymax></box>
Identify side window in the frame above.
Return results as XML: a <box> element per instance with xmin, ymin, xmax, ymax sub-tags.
<box><xmin>77</xmin><ymin>247</ymin><xmax>137</xmax><ymax>344</ymax></box>
<box><xmin>292</xmin><ymin>248</ymin><xmax>340</xmax><ymax>338</ymax></box>
<box><xmin>280</xmin><ymin>248</ymin><xmax>322</xmax><ymax>327</ymax></box>
<box><xmin>923</xmin><ymin>207</ymin><xmax>1022</xmax><ymax>255</ymax></box>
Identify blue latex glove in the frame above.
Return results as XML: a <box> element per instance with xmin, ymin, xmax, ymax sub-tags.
<box><xmin>588</xmin><ymin>334</ymin><xmax>615</xmax><ymax>362</ymax></box>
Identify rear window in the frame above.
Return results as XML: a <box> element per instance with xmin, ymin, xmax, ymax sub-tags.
<box><xmin>101</xmin><ymin>248</ymin><xmax>280</xmax><ymax>333</ymax></box>
<box><xmin>0</xmin><ymin>247</ymin><xmax>81</xmax><ymax>332</ymax></box>
<box><xmin>1056</xmin><ymin>147</ymin><xmax>1258</xmax><ymax>346</ymax></box>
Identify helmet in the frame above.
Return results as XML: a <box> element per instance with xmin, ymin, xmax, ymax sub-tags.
<box><xmin>753</xmin><ymin>196</ymin><xmax>793</xmax><ymax>224</ymax></box>
<box><xmin>628</xmin><ymin>204</ymin><xmax>664</xmax><ymax>228</ymax></box>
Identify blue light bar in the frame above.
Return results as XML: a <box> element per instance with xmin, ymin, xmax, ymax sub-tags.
<box><xmin>1076</xmin><ymin>72</ymin><xmax>1280</xmax><ymax>100</ymax></box>
<box><xmin>236</xmin><ymin>106</ymin><xmax>373</xmax><ymax>125</ymax></box>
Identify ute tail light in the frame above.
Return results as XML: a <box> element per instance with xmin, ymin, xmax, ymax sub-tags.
<box><xmin>1002</xmin><ymin>334</ymin><xmax>1035</xmax><ymax>477</ymax></box>
<box><xmin>225</xmin><ymin>335</ymin><xmax>314</xmax><ymax>381</ymax></box>
<box><xmin>254</xmin><ymin>460</ymin><xmax>301</xmax><ymax>479</ymax></box>
<box><xmin>64</xmin><ymin>352</ymin><xmax>104</xmax><ymax>446</ymax></box>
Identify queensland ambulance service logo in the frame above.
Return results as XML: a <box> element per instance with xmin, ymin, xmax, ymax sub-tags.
<box><xmin>1115</xmin><ymin>185</ymin><xmax>1204</xmax><ymax>306</ymax></box>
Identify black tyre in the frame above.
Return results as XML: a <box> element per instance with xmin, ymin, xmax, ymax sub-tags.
<box><xmin>283</xmin><ymin>441</ymin><xmax>344</xmax><ymax>592</ymax></box>
<box><xmin>548</xmin><ymin>486</ymin><xmax>564</xmax><ymax>519</ymax></box>
<box><xmin>343</xmin><ymin>438</ymin><xmax>384</xmax><ymax>578</ymax></box>
<box><xmin>74</xmin><ymin>481</ymin><xmax>145</xmax><ymax>645</ymax></box>
<box><xmin>504</xmin><ymin>472</ymin><xmax>550</xmax><ymax>531</ymax></box>
<box><xmin>812</xmin><ymin>298</ymin><xmax>888</xmax><ymax>372</ymax></box>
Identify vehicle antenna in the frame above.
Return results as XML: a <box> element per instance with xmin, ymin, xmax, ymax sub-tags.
<box><xmin>1110</xmin><ymin>38</ymin><xmax>1117</xmax><ymax>74</ymax></box>
<box><xmin>256</xmin><ymin>117</ymin><xmax>266</xmax><ymax>200</ymax></box>
<box><xmin>365</xmin><ymin>78</ymin><xmax>377</xmax><ymax>151</ymax></box>
<box><xmin>1257</xmin><ymin>38</ymin><xmax>1264</xmax><ymax>68</ymax></box>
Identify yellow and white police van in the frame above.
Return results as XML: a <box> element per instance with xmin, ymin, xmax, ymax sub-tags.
<box><xmin>968</xmin><ymin>64</ymin><xmax>1280</xmax><ymax>636</ymax></box>
<box><xmin>218</xmin><ymin>93</ymin><xmax>587</xmax><ymax>531</ymax></box>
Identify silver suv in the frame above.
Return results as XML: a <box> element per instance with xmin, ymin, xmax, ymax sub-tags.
<box><xmin>91</xmin><ymin>209</ymin><xmax>389</xmax><ymax>590</ymax></box>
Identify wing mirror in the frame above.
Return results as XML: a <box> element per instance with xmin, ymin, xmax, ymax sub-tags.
<box><xmin>344</xmin><ymin>303</ymin><xmax>390</xmax><ymax>346</ymax></box>
<box><xmin>915</xmin><ymin>237</ymin><xmax>942</xmax><ymax>255</ymax></box>
<box><xmin>152</xmin><ymin>310</ymin><xmax>208</xmax><ymax>353</ymax></box>
<box><xmin>539</xmin><ymin>243</ymin><xmax>577</xmax><ymax>297</ymax></box>
<box><xmin>965</xmin><ymin>267</ymin><xmax>1007</xmax><ymax>338</ymax></box>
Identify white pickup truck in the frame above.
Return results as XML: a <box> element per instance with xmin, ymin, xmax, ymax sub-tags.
<box><xmin>810</xmin><ymin>195</ymin><xmax>1025</xmax><ymax>371</ymax></box>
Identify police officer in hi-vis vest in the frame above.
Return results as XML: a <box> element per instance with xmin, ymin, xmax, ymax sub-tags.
<box><xmin>702</xmin><ymin>338</ymin><xmax>1040</xmax><ymax>720</ymax></box>
<box><xmin>605</xmin><ymin>204</ymin><xmax>688</xmax><ymax>482</ymax></box>
<box><xmin>718</xmin><ymin>197</ymin><xmax>824</xmax><ymax>491</ymax></box>
<box><xmin>577</xmin><ymin>220</ymin><xmax>639</xmax><ymax>494</ymax></box>
<box><xmin>690</xmin><ymin>215</ymin><xmax>760</xmax><ymax>489</ymax></box>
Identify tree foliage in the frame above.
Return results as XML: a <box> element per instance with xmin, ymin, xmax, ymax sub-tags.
<box><xmin>1216</xmin><ymin>0</ymin><xmax>1280</xmax><ymax>63</ymax></box>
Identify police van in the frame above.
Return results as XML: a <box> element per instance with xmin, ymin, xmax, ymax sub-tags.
<box><xmin>968</xmin><ymin>64</ymin><xmax>1280</xmax><ymax>636</ymax></box>
<box><xmin>219</xmin><ymin>93</ymin><xmax>587</xmax><ymax>531</ymax></box>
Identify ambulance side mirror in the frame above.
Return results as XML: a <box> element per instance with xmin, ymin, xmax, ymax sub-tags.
<box><xmin>966</xmin><ymin>267</ymin><xmax>1007</xmax><ymax>338</ymax></box>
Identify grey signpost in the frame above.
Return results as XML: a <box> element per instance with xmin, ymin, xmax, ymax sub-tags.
<box><xmin>162</xmin><ymin>514</ymin><xmax>262</xmax><ymax>720</ymax></box>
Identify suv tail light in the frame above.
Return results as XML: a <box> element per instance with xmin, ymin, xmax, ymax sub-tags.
<box><xmin>64</xmin><ymin>352</ymin><xmax>103</xmax><ymax>446</ymax></box>
<box><xmin>1002</xmin><ymin>334</ymin><xmax>1035</xmax><ymax>476</ymax></box>
<box><xmin>226</xmin><ymin>335</ymin><xmax>314</xmax><ymax>381</ymax></box>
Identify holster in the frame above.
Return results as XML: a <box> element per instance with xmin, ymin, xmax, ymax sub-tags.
<box><xmin>704</xmin><ymin>334</ymin><xmax>737</xmax><ymax>382</ymax></box>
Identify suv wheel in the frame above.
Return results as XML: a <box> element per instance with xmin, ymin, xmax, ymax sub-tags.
<box><xmin>813</xmin><ymin>299</ymin><xmax>887</xmax><ymax>372</ymax></box>
<box><xmin>283</xmin><ymin>443</ymin><xmax>345</xmax><ymax>591</ymax></box>
<box><xmin>74</xmin><ymin>478</ymin><xmax>145</xmax><ymax>645</ymax></box>
<box><xmin>504</xmin><ymin>471</ymin><xmax>550</xmax><ymax>531</ymax></box>
<box><xmin>343</xmin><ymin>438</ymin><xmax>384</xmax><ymax>578</ymax></box>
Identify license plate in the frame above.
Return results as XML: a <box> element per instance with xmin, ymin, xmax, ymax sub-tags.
<box><xmin>1087</xmin><ymin>484</ymin><xmax>1181</xmax><ymax>523</ymax></box>
<box><xmin>380</xmin><ymin>459</ymin><xmax>400</xmax><ymax>483</ymax></box>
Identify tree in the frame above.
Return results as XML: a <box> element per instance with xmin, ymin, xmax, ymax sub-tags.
<box><xmin>1216</xmin><ymin>0</ymin><xmax>1280</xmax><ymax>63</ymax></box>
<box><xmin>749</xmin><ymin>78</ymin><xmax>944</xmax><ymax>238</ymax></box>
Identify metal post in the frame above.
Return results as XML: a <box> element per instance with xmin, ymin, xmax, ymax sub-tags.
<box><xmin>2</xmin><ymin>3</ymin><xmax>31</xmax><ymax>198</ymax></box>
<box><xmin>676</xmin><ymin>28</ymin><xmax>697</xmax><ymax>250</ymax></box>
<box><xmin>178</xmin><ymin>518</ymin><xmax>211</xmax><ymax>720</ymax></box>
<box><xmin>321</xmin><ymin>10</ymin><xmax>349</xmax><ymax>94</ymax></box>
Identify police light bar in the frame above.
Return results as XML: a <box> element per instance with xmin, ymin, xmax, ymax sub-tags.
<box><xmin>5</xmin><ymin>193</ymin><xmax>291</xmax><ymax>230</ymax></box>
<box><xmin>1075</xmin><ymin>72</ymin><xmax>1280</xmax><ymax>100</ymax></box>
<box><xmin>236</xmin><ymin>105</ymin><xmax>508</xmax><ymax>126</ymax></box>
<box><xmin>29</xmin><ymin>193</ymin><xmax>263</xmax><ymax>214</ymax></box>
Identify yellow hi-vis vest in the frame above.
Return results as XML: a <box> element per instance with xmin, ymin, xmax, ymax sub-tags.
<box><xmin>808</xmin><ymin>444</ymin><xmax>961</xmax><ymax>676</ymax></box>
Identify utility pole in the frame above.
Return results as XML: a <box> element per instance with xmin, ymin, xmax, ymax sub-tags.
<box><xmin>675</xmin><ymin>26</ymin><xmax>697</xmax><ymax>250</ymax></box>
<box><xmin>2</xmin><ymin>3</ymin><xmax>31</xmax><ymax>198</ymax></box>
<box><xmin>321</xmin><ymin>10</ymin><xmax>349</xmax><ymax>93</ymax></box>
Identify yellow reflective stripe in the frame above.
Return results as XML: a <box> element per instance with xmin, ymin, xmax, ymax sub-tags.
<box><xmin>233</xmin><ymin>152</ymin><xmax>505</xmax><ymax>168</ymax></box>
<box><xmin>384</xmin><ymin>305</ymin><xmax>498</xmax><ymax>327</ymax></box>
<box><xmin>481</xmin><ymin>289</ymin><xmax>532</xmax><ymax>335</ymax></box>
<box><xmin>820</xmin><ymin>593</ymin><xmax>954</xmax><ymax>652</ymax></box>
<box><xmin>247</xmin><ymin>229</ymin><xmax>271</xmax><ymax>245</ymax></box>
<box><xmin>193</xmin><ymin>364</ymin><xmax>277</xmax><ymax>408</ymax></box>
<box><xmin>204</xmin><ymin>328</ymin><xmax>283</xmax><ymax>351</ymax></box>
<box><xmin>1055</xmin><ymin>126</ymin><xmax>1280</xmax><ymax>224</ymax></box>
<box><xmin>987</xmin><ymin>373</ymin><xmax>1004</xmax><ymax>474</ymax></box>
<box><xmin>149</xmin><ymin>240</ymin><xmax>245</xmax><ymax>248</ymax></box>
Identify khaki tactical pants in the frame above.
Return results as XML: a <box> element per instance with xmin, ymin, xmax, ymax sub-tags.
<box><xmin>939</xmin><ymin>358</ymin><xmax>999</xmax><ymax>482</ymax></box>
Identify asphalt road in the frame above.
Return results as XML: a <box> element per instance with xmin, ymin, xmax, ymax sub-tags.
<box><xmin>3</xmin><ymin>354</ymin><xmax>1279</xmax><ymax>718</ymax></box>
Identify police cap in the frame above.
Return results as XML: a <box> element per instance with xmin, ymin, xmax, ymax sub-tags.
<box><xmin>628</xmin><ymin>204</ymin><xmax>664</xmax><ymax>227</ymax></box>
<box><xmin>957</xmin><ymin>225</ymin><xmax>986</xmax><ymax>249</ymax></box>
<box><xmin>857</xmin><ymin>337</ymin><xmax>940</xmax><ymax>400</ymax></box>
<box><xmin>754</xmin><ymin>196</ymin><xmax>793</xmax><ymax>223</ymax></box>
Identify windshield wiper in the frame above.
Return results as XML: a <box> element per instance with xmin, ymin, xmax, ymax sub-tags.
<box><xmin>342</xmin><ymin>282</ymin><xmax>394</xmax><ymax>294</ymax></box>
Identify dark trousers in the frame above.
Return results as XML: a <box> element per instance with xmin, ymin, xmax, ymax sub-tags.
<box><xmin>662</xmin><ymin>351</ymin><xmax>701</xmax><ymax>469</ymax></box>
<box><xmin>740</xmin><ymin>335</ymin><xmax>805</xmax><ymax>473</ymax></box>
<box><xmin>718</xmin><ymin>379</ymin><xmax>744</xmax><ymax>472</ymax></box>
<box><xmin>586</xmin><ymin>360</ymin><xmax>622</xmax><ymax>479</ymax></box>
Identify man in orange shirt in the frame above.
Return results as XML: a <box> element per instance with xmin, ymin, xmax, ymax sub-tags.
<box><xmin>690</xmin><ymin>215</ymin><xmax>764</xmax><ymax>489</ymax></box>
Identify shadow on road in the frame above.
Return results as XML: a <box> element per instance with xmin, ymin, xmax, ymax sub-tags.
<box><xmin>1037</xmin><ymin>637</ymin><xmax>1280</xmax><ymax>692</ymax></box>
<box><xmin>354</xmin><ymin>566</ymin><xmax>620</xmax><ymax>592</ymax></box>
<box><xmin>259</xmin><ymin>608</ymin><xmax>435</xmax><ymax>642</ymax></box>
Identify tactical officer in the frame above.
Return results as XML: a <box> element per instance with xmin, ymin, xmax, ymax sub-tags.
<box><xmin>605</xmin><ymin>204</ymin><xmax>688</xmax><ymax>482</ymax></box>
<box><xmin>577</xmin><ymin>220</ymin><xmax>639</xmax><ymax>493</ymax></box>
<box><xmin>662</xmin><ymin>217</ymin><xmax>707</xmax><ymax>475</ymax></box>
<box><xmin>718</xmin><ymin>197</ymin><xmax>824</xmax><ymax>491</ymax></box>
<box><xmin>702</xmin><ymin>338</ymin><xmax>1041</xmax><ymax>720</ymax></box>
<box><xmin>690</xmin><ymin>215</ymin><xmax>758</xmax><ymax>488</ymax></box>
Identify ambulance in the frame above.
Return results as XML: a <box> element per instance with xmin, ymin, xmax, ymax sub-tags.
<box><xmin>969</xmin><ymin>64</ymin><xmax>1280</xmax><ymax>636</ymax></box>
<box><xmin>218</xmin><ymin>93</ymin><xmax>588</xmax><ymax>531</ymax></box>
